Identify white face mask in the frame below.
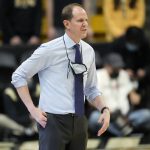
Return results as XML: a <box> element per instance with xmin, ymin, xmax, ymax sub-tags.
<box><xmin>69</xmin><ymin>60</ymin><xmax>87</xmax><ymax>75</ymax></box>
<box><xmin>126</xmin><ymin>43</ymin><xmax>139</xmax><ymax>52</ymax></box>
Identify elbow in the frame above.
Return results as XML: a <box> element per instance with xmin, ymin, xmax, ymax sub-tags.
<box><xmin>11</xmin><ymin>72</ymin><xmax>27</xmax><ymax>88</ymax></box>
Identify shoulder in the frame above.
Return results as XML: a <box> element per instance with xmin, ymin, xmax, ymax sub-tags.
<box><xmin>81</xmin><ymin>40</ymin><xmax>94</xmax><ymax>49</ymax></box>
<box><xmin>41</xmin><ymin>36</ymin><xmax>63</xmax><ymax>49</ymax></box>
<box><xmin>34</xmin><ymin>36</ymin><xmax>63</xmax><ymax>55</ymax></box>
<box><xmin>81</xmin><ymin>40</ymin><xmax>95</xmax><ymax>56</ymax></box>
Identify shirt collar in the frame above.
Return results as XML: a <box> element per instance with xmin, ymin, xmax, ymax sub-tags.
<box><xmin>63</xmin><ymin>33</ymin><xmax>81</xmax><ymax>49</ymax></box>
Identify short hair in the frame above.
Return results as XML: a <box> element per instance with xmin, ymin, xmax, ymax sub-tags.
<box><xmin>61</xmin><ymin>3</ymin><xmax>84</xmax><ymax>22</ymax></box>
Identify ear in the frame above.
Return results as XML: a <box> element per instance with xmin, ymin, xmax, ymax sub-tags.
<box><xmin>63</xmin><ymin>20</ymin><xmax>70</xmax><ymax>29</ymax></box>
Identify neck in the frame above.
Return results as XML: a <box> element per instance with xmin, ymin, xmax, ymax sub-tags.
<box><xmin>66</xmin><ymin>30</ymin><xmax>80</xmax><ymax>43</ymax></box>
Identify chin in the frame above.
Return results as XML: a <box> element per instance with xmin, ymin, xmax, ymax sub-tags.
<box><xmin>81</xmin><ymin>33</ymin><xmax>87</xmax><ymax>39</ymax></box>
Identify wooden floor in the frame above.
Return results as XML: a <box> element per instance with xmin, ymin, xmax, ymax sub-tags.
<box><xmin>0</xmin><ymin>137</ymin><xmax>150</xmax><ymax>150</ymax></box>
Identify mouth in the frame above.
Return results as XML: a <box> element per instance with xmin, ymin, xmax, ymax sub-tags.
<box><xmin>81</xmin><ymin>29</ymin><xmax>87</xmax><ymax>32</ymax></box>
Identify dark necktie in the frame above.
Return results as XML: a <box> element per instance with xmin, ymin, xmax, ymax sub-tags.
<box><xmin>74</xmin><ymin>44</ymin><xmax>84</xmax><ymax>116</ymax></box>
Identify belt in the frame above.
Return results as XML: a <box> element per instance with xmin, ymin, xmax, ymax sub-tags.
<box><xmin>46</xmin><ymin>112</ymin><xmax>77</xmax><ymax>117</ymax></box>
<box><xmin>68</xmin><ymin>113</ymin><xmax>77</xmax><ymax>117</ymax></box>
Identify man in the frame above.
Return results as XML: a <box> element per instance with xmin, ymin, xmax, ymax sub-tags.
<box><xmin>112</xmin><ymin>26</ymin><xmax>150</xmax><ymax>81</ymax></box>
<box><xmin>11</xmin><ymin>3</ymin><xmax>110</xmax><ymax>150</ymax></box>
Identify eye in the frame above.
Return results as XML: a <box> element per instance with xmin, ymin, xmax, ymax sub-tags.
<box><xmin>77</xmin><ymin>19</ymin><xmax>84</xmax><ymax>22</ymax></box>
<box><xmin>77</xmin><ymin>18</ymin><xmax>88</xmax><ymax>23</ymax></box>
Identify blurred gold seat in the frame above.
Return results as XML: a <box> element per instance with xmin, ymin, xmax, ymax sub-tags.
<box><xmin>89</xmin><ymin>15</ymin><xmax>107</xmax><ymax>42</ymax></box>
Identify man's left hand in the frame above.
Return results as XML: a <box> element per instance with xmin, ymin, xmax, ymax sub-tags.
<box><xmin>97</xmin><ymin>109</ymin><xmax>110</xmax><ymax>136</ymax></box>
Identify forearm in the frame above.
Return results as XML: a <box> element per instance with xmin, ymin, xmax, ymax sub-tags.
<box><xmin>16</xmin><ymin>85</ymin><xmax>35</xmax><ymax>113</ymax></box>
<box><xmin>90</xmin><ymin>95</ymin><xmax>108</xmax><ymax>112</ymax></box>
<box><xmin>16</xmin><ymin>85</ymin><xmax>47</xmax><ymax>128</ymax></box>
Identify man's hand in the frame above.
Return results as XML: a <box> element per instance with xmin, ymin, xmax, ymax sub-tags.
<box><xmin>97</xmin><ymin>109</ymin><xmax>110</xmax><ymax>136</ymax></box>
<box><xmin>30</xmin><ymin>107</ymin><xmax>47</xmax><ymax>128</ymax></box>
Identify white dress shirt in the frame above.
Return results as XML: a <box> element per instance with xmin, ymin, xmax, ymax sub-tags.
<box><xmin>11</xmin><ymin>33</ymin><xmax>101</xmax><ymax>114</ymax></box>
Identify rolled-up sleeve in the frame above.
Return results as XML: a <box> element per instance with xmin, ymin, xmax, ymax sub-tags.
<box><xmin>84</xmin><ymin>53</ymin><xmax>101</xmax><ymax>101</ymax></box>
<box><xmin>11</xmin><ymin>45</ymin><xmax>49</xmax><ymax>88</ymax></box>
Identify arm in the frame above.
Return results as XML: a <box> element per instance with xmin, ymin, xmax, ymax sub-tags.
<box><xmin>85</xmin><ymin>50</ymin><xmax>110</xmax><ymax>136</ymax></box>
<box><xmin>16</xmin><ymin>86</ymin><xmax>47</xmax><ymax>128</ymax></box>
<box><xmin>11</xmin><ymin>45</ymin><xmax>51</xmax><ymax>128</ymax></box>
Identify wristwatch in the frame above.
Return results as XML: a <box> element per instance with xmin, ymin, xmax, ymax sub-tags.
<box><xmin>101</xmin><ymin>106</ymin><xmax>109</xmax><ymax>114</ymax></box>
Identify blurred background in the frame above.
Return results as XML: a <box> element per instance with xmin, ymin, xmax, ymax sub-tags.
<box><xmin>0</xmin><ymin>0</ymin><xmax>150</xmax><ymax>150</ymax></box>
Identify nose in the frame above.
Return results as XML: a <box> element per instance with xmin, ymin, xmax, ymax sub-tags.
<box><xmin>83</xmin><ymin>20</ymin><xmax>88</xmax><ymax>27</ymax></box>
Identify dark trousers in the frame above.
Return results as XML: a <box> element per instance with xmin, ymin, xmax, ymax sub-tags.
<box><xmin>37</xmin><ymin>113</ymin><xmax>88</xmax><ymax>150</ymax></box>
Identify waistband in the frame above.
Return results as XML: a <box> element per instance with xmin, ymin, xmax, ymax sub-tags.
<box><xmin>46</xmin><ymin>112</ymin><xmax>84</xmax><ymax>117</ymax></box>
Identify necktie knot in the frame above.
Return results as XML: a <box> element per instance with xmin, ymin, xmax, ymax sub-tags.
<box><xmin>74</xmin><ymin>44</ymin><xmax>80</xmax><ymax>50</ymax></box>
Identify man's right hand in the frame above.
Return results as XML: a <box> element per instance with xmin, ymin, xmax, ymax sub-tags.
<box><xmin>30</xmin><ymin>107</ymin><xmax>47</xmax><ymax>128</ymax></box>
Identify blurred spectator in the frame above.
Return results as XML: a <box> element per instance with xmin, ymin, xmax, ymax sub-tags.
<box><xmin>0</xmin><ymin>52</ymin><xmax>39</xmax><ymax>141</ymax></box>
<box><xmin>128</xmin><ymin>86</ymin><xmax>150</xmax><ymax>132</ymax></box>
<box><xmin>128</xmin><ymin>67</ymin><xmax>150</xmax><ymax>143</ymax></box>
<box><xmin>111</xmin><ymin>27</ymin><xmax>150</xmax><ymax>142</ymax></box>
<box><xmin>0</xmin><ymin>52</ymin><xmax>17</xmax><ymax>141</ymax></box>
<box><xmin>88</xmin><ymin>53</ymin><xmax>135</xmax><ymax>137</ymax></box>
<box><xmin>1</xmin><ymin>0</ymin><xmax>42</xmax><ymax>45</ymax></box>
<box><xmin>2</xmin><ymin>51</ymin><xmax>40</xmax><ymax>137</ymax></box>
<box><xmin>112</xmin><ymin>26</ymin><xmax>150</xmax><ymax>82</ymax></box>
<box><xmin>2</xmin><ymin>78</ymin><xmax>40</xmax><ymax>141</ymax></box>
<box><xmin>0</xmin><ymin>114</ymin><xmax>25</xmax><ymax>138</ymax></box>
<box><xmin>3</xmin><ymin>80</ymin><xmax>39</xmax><ymax>127</ymax></box>
<box><xmin>0</xmin><ymin>52</ymin><xmax>17</xmax><ymax>123</ymax></box>
<box><xmin>46</xmin><ymin>0</ymin><xmax>94</xmax><ymax>40</ymax></box>
<box><xmin>0</xmin><ymin>52</ymin><xmax>17</xmax><ymax>94</ymax></box>
<box><xmin>103</xmin><ymin>0</ymin><xmax>145</xmax><ymax>41</ymax></box>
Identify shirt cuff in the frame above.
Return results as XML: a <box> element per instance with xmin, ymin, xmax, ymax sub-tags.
<box><xmin>86</xmin><ymin>90</ymin><xmax>101</xmax><ymax>102</ymax></box>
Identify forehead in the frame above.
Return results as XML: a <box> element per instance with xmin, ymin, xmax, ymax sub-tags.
<box><xmin>72</xmin><ymin>6</ymin><xmax>87</xmax><ymax>18</ymax></box>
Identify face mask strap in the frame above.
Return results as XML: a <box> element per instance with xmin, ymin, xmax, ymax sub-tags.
<box><xmin>63</xmin><ymin>36</ymin><xmax>87</xmax><ymax>77</ymax></box>
<box><xmin>69</xmin><ymin>60</ymin><xmax>76</xmax><ymax>76</ymax></box>
<box><xmin>67</xmin><ymin>60</ymin><xmax>71</xmax><ymax>78</ymax></box>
